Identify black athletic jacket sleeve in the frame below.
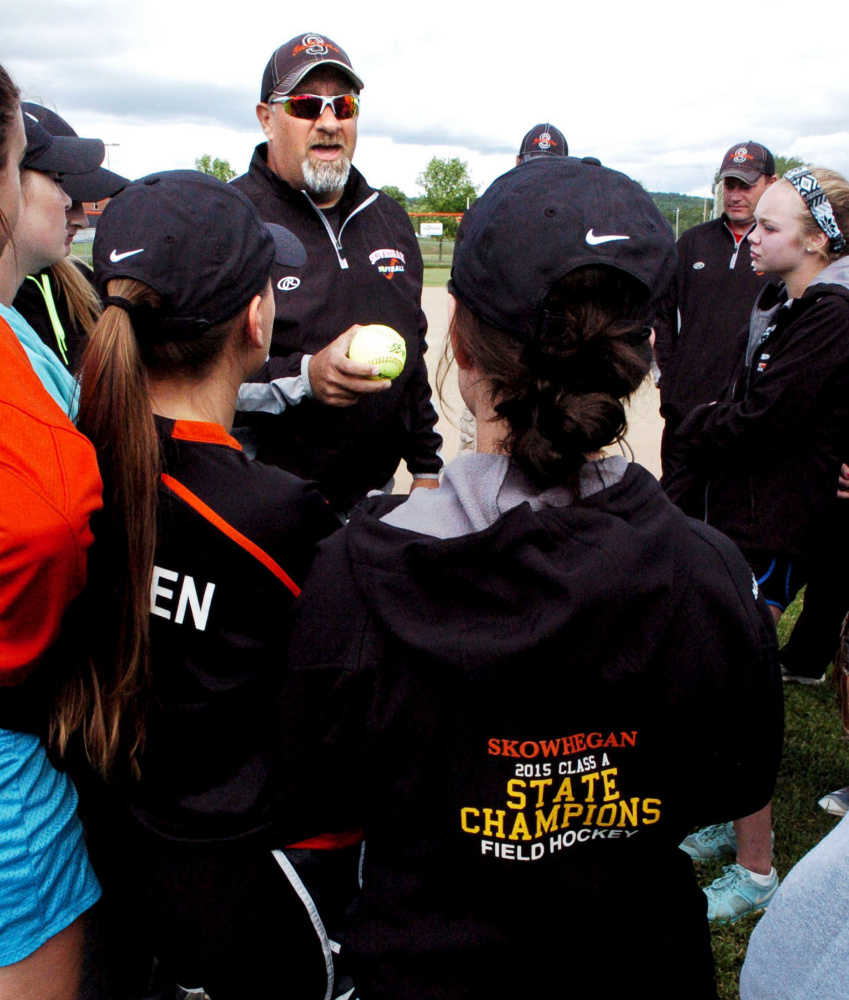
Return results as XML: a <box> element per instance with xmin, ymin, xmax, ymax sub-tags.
<box><xmin>676</xmin><ymin>289</ymin><xmax>849</xmax><ymax>461</ymax></box>
<box><xmin>653</xmin><ymin>265</ymin><xmax>678</xmax><ymax>375</ymax></box>
<box><xmin>668</xmin><ymin>278</ymin><xmax>849</xmax><ymax>555</ymax></box>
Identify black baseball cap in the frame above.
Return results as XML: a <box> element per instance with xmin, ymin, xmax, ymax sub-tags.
<box><xmin>519</xmin><ymin>123</ymin><xmax>568</xmax><ymax>160</ymax></box>
<box><xmin>22</xmin><ymin>103</ymin><xmax>128</xmax><ymax>202</ymax></box>
<box><xmin>94</xmin><ymin>170</ymin><xmax>306</xmax><ymax>338</ymax></box>
<box><xmin>261</xmin><ymin>33</ymin><xmax>364</xmax><ymax>101</ymax></box>
<box><xmin>451</xmin><ymin>157</ymin><xmax>676</xmax><ymax>336</ymax></box>
<box><xmin>718</xmin><ymin>141</ymin><xmax>776</xmax><ymax>184</ymax></box>
<box><xmin>21</xmin><ymin>104</ymin><xmax>105</xmax><ymax>177</ymax></box>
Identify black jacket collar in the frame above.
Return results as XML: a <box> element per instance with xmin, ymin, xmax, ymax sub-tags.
<box><xmin>247</xmin><ymin>142</ymin><xmax>375</xmax><ymax>221</ymax></box>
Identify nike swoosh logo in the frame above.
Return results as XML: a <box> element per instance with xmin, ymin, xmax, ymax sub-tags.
<box><xmin>110</xmin><ymin>248</ymin><xmax>145</xmax><ymax>262</ymax></box>
<box><xmin>586</xmin><ymin>230</ymin><xmax>630</xmax><ymax>245</ymax></box>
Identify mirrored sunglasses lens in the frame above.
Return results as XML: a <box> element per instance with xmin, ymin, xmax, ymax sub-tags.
<box><xmin>284</xmin><ymin>96</ymin><xmax>324</xmax><ymax>120</ymax></box>
<box><xmin>332</xmin><ymin>95</ymin><xmax>359</xmax><ymax>120</ymax></box>
<box><xmin>281</xmin><ymin>94</ymin><xmax>359</xmax><ymax>120</ymax></box>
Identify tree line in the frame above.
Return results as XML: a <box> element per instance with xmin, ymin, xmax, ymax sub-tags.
<box><xmin>383</xmin><ymin>154</ymin><xmax>811</xmax><ymax>240</ymax></box>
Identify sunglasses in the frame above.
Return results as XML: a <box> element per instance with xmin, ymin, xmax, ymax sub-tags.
<box><xmin>269</xmin><ymin>93</ymin><xmax>360</xmax><ymax>121</ymax></box>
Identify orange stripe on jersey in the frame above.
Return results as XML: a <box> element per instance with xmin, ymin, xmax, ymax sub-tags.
<box><xmin>171</xmin><ymin>420</ymin><xmax>242</xmax><ymax>451</ymax></box>
<box><xmin>160</xmin><ymin>473</ymin><xmax>301</xmax><ymax>597</ymax></box>
<box><xmin>287</xmin><ymin>827</ymin><xmax>364</xmax><ymax>850</ymax></box>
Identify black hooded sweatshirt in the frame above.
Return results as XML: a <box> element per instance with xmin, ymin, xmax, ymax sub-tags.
<box><xmin>287</xmin><ymin>458</ymin><xmax>782</xmax><ymax>1000</ymax></box>
<box><xmin>667</xmin><ymin>260</ymin><xmax>849</xmax><ymax>560</ymax></box>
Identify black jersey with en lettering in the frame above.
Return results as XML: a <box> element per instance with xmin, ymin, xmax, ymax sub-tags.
<box><xmin>122</xmin><ymin>416</ymin><xmax>338</xmax><ymax>845</ymax></box>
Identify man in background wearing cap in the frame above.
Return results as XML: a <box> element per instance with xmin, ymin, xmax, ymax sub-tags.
<box><xmin>656</xmin><ymin>141</ymin><xmax>777</xmax><ymax>485</ymax></box>
<box><xmin>233</xmin><ymin>33</ymin><xmax>442</xmax><ymax>512</ymax></box>
<box><xmin>516</xmin><ymin>123</ymin><xmax>568</xmax><ymax>164</ymax></box>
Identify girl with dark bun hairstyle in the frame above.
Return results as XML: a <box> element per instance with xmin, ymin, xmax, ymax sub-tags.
<box><xmin>0</xmin><ymin>65</ymin><xmax>102</xmax><ymax>1000</ymax></box>
<box><xmin>66</xmin><ymin>170</ymin><xmax>343</xmax><ymax>998</ymax></box>
<box><xmin>287</xmin><ymin>158</ymin><xmax>784</xmax><ymax>1000</ymax></box>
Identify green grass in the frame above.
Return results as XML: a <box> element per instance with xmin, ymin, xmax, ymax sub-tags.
<box><xmin>422</xmin><ymin>268</ymin><xmax>450</xmax><ymax>288</ymax></box>
<box><xmin>708</xmin><ymin>591</ymin><xmax>848</xmax><ymax>998</ymax></box>
<box><xmin>69</xmin><ymin>242</ymin><xmax>93</xmax><ymax>266</ymax></box>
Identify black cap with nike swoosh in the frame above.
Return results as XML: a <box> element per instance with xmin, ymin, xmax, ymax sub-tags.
<box><xmin>22</xmin><ymin>103</ymin><xmax>129</xmax><ymax>202</ymax></box>
<box><xmin>450</xmin><ymin>156</ymin><xmax>677</xmax><ymax>337</ymax></box>
<box><xmin>21</xmin><ymin>104</ymin><xmax>105</xmax><ymax>176</ymax></box>
<box><xmin>93</xmin><ymin>170</ymin><xmax>306</xmax><ymax>337</ymax></box>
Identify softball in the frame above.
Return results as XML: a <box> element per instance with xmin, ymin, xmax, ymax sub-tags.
<box><xmin>348</xmin><ymin>324</ymin><xmax>406</xmax><ymax>380</ymax></box>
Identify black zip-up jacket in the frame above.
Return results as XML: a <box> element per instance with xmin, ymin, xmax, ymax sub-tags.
<box><xmin>285</xmin><ymin>460</ymin><xmax>782</xmax><ymax>999</ymax></box>
<box><xmin>232</xmin><ymin>146</ymin><xmax>442</xmax><ymax>509</ymax></box>
<box><xmin>655</xmin><ymin>216</ymin><xmax>771</xmax><ymax>419</ymax></box>
<box><xmin>668</xmin><ymin>260</ymin><xmax>849</xmax><ymax>560</ymax></box>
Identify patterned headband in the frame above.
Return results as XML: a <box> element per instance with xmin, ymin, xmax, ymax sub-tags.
<box><xmin>784</xmin><ymin>167</ymin><xmax>846</xmax><ymax>253</ymax></box>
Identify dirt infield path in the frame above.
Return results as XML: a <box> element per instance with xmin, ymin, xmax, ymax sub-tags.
<box><xmin>394</xmin><ymin>286</ymin><xmax>663</xmax><ymax>492</ymax></box>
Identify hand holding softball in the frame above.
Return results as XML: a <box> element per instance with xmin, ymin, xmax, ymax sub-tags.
<box><xmin>348</xmin><ymin>325</ymin><xmax>407</xmax><ymax>380</ymax></box>
<box><xmin>308</xmin><ymin>326</ymin><xmax>398</xmax><ymax>406</ymax></box>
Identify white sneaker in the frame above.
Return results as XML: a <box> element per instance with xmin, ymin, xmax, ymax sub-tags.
<box><xmin>780</xmin><ymin>665</ymin><xmax>825</xmax><ymax>685</ymax></box>
<box><xmin>818</xmin><ymin>786</ymin><xmax>849</xmax><ymax>817</ymax></box>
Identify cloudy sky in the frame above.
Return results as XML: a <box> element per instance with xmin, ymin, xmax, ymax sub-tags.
<box><xmin>3</xmin><ymin>0</ymin><xmax>848</xmax><ymax>199</ymax></box>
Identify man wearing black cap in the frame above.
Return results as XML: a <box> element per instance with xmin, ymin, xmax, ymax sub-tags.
<box><xmin>516</xmin><ymin>123</ymin><xmax>568</xmax><ymax>164</ymax></box>
<box><xmin>656</xmin><ymin>141</ymin><xmax>777</xmax><ymax>484</ymax></box>
<box><xmin>233</xmin><ymin>32</ymin><xmax>442</xmax><ymax>511</ymax></box>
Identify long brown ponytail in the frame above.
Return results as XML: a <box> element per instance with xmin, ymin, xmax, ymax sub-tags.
<box><xmin>53</xmin><ymin>278</ymin><xmax>245</xmax><ymax>777</ymax></box>
<box><xmin>53</xmin><ymin>278</ymin><xmax>161</xmax><ymax>777</ymax></box>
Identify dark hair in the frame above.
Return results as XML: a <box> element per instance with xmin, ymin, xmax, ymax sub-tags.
<box><xmin>53</xmin><ymin>278</ymin><xmax>243</xmax><ymax>777</ymax></box>
<box><xmin>0</xmin><ymin>64</ymin><xmax>20</xmax><ymax>245</ymax></box>
<box><xmin>448</xmin><ymin>265</ymin><xmax>653</xmax><ymax>492</ymax></box>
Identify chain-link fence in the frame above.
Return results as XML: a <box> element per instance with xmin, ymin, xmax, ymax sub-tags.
<box><xmin>418</xmin><ymin>236</ymin><xmax>455</xmax><ymax>270</ymax></box>
<box><xmin>70</xmin><ymin>228</ymin><xmax>95</xmax><ymax>267</ymax></box>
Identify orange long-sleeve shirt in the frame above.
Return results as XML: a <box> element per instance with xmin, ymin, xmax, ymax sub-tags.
<box><xmin>0</xmin><ymin>317</ymin><xmax>102</xmax><ymax>685</ymax></box>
